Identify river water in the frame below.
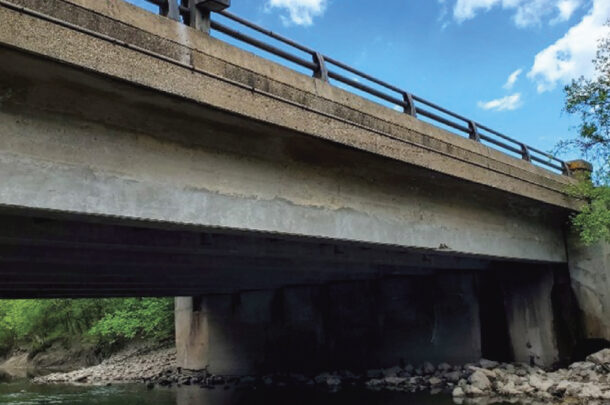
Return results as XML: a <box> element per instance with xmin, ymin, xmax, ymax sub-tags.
<box><xmin>0</xmin><ymin>378</ymin><xmax>549</xmax><ymax>405</ymax></box>
<box><xmin>2</xmin><ymin>368</ymin><xmax>546</xmax><ymax>405</ymax></box>
<box><xmin>0</xmin><ymin>380</ymin><xmax>463</xmax><ymax>405</ymax></box>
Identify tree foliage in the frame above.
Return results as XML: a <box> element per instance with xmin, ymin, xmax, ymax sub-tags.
<box><xmin>563</xmin><ymin>30</ymin><xmax>610</xmax><ymax>180</ymax></box>
<box><xmin>0</xmin><ymin>298</ymin><xmax>173</xmax><ymax>355</ymax></box>
<box><xmin>562</xmin><ymin>23</ymin><xmax>610</xmax><ymax>244</ymax></box>
<box><xmin>567</xmin><ymin>180</ymin><xmax>610</xmax><ymax>244</ymax></box>
<box><xmin>88</xmin><ymin>298</ymin><xmax>174</xmax><ymax>344</ymax></box>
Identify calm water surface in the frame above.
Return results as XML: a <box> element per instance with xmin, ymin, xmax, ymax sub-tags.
<box><xmin>0</xmin><ymin>373</ymin><xmax>532</xmax><ymax>405</ymax></box>
<box><xmin>0</xmin><ymin>380</ymin><xmax>459</xmax><ymax>405</ymax></box>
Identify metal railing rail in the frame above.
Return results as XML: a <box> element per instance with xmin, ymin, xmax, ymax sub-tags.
<box><xmin>144</xmin><ymin>0</ymin><xmax>570</xmax><ymax>175</ymax></box>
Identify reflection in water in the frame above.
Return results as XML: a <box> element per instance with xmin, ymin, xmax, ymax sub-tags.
<box><xmin>0</xmin><ymin>380</ymin><xmax>458</xmax><ymax>405</ymax></box>
<box><xmin>0</xmin><ymin>370</ymin><xmax>12</xmax><ymax>383</ymax></box>
<box><xmin>177</xmin><ymin>385</ymin><xmax>458</xmax><ymax>405</ymax></box>
<box><xmin>0</xmin><ymin>380</ymin><xmax>566</xmax><ymax>405</ymax></box>
<box><xmin>0</xmin><ymin>381</ymin><xmax>175</xmax><ymax>404</ymax></box>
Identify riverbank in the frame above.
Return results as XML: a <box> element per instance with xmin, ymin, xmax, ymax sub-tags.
<box><xmin>0</xmin><ymin>340</ymin><xmax>102</xmax><ymax>377</ymax></box>
<box><xmin>29</xmin><ymin>347</ymin><xmax>610</xmax><ymax>404</ymax></box>
<box><xmin>32</xmin><ymin>343</ymin><xmax>178</xmax><ymax>385</ymax></box>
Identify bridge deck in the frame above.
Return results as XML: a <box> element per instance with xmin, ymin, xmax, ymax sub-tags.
<box><xmin>0</xmin><ymin>0</ymin><xmax>578</xmax><ymax>209</ymax></box>
<box><xmin>0</xmin><ymin>0</ymin><xmax>575</xmax><ymax>268</ymax></box>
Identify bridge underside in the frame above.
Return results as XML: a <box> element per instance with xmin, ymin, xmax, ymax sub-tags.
<box><xmin>0</xmin><ymin>206</ymin><xmax>574</xmax><ymax>371</ymax></box>
<box><xmin>0</xmin><ymin>206</ymin><xmax>521</xmax><ymax>298</ymax></box>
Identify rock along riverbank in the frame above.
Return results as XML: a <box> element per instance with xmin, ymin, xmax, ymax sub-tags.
<box><xmin>34</xmin><ymin>347</ymin><xmax>610</xmax><ymax>404</ymax></box>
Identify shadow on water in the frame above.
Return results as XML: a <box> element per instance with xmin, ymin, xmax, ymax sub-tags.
<box><xmin>177</xmin><ymin>386</ymin><xmax>457</xmax><ymax>405</ymax></box>
<box><xmin>0</xmin><ymin>380</ymin><xmax>556</xmax><ymax>405</ymax></box>
<box><xmin>0</xmin><ymin>369</ymin><xmax>12</xmax><ymax>383</ymax></box>
<box><xmin>0</xmin><ymin>380</ymin><xmax>459</xmax><ymax>405</ymax></box>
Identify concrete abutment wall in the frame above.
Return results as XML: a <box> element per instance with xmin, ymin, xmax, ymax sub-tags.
<box><xmin>568</xmin><ymin>237</ymin><xmax>610</xmax><ymax>346</ymax></box>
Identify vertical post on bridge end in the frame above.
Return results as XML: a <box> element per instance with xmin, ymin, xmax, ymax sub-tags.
<box><xmin>565</xmin><ymin>160</ymin><xmax>593</xmax><ymax>179</ymax></box>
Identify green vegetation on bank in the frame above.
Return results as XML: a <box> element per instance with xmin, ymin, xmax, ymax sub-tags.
<box><xmin>560</xmin><ymin>23</ymin><xmax>610</xmax><ymax>244</ymax></box>
<box><xmin>0</xmin><ymin>298</ymin><xmax>174</xmax><ymax>357</ymax></box>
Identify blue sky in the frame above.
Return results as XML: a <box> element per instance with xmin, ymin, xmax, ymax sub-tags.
<box><xmin>128</xmin><ymin>0</ymin><xmax>609</xmax><ymax>158</ymax></box>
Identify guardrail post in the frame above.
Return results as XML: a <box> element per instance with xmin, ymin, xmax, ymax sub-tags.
<box><xmin>312</xmin><ymin>52</ymin><xmax>329</xmax><ymax>82</ymax></box>
<box><xmin>161</xmin><ymin>0</ymin><xmax>180</xmax><ymax>21</ymax></box>
<box><xmin>402</xmin><ymin>92</ymin><xmax>417</xmax><ymax>117</ymax></box>
<box><xmin>184</xmin><ymin>0</ymin><xmax>211</xmax><ymax>33</ymax></box>
<box><xmin>468</xmin><ymin>121</ymin><xmax>480</xmax><ymax>142</ymax></box>
<box><xmin>520</xmin><ymin>144</ymin><xmax>531</xmax><ymax>162</ymax></box>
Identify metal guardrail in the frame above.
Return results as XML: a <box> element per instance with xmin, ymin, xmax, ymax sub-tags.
<box><xmin>145</xmin><ymin>0</ymin><xmax>570</xmax><ymax>176</ymax></box>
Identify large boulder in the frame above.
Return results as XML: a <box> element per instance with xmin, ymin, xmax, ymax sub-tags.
<box><xmin>479</xmin><ymin>359</ymin><xmax>499</xmax><ymax>369</ymax></box>
<box><xmin>528</xmin><ymin>374</ymin><xmax>553</xmax><ymax>392</ymax></box>
<box><xmin>469</xmin><ymin>370</ymin><xmax>491</xmax><ymax>391</ymax></box>
<box><xmin>586</xmin><ymin>348</ymin><xmax>610</xmax><ymax>370</ymax></box>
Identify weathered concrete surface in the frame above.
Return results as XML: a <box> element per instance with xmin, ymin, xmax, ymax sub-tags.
<box><xmin>0</xmin><ymin>0</ymin><xmax>578</xmax><ymax>210</ymax></box>
<box><xmin>501</xmin><ymin>270</ymin><xmax>559</xmax><ymax>366</ymax></box>
<box><xmin>175</xmin><ymin>275</ymin><xmax>481</xmax><ymax>374</ymax></box>
<box><xmin>175</xmin><ymin>297</ymin><xmax>208</xmax><ymax>372</ymax></box>
<box><xmin>0</xmin><ymin>35</ymin><xmax>569</xmax><ymax>262</ymax></box>
<box><xmin>0</xmin><ymin>210</ymin><xmax>505</xmax><ymax>298</ymax></box>
<box><xmin>568</xmin><ymin>236</ymin><xmax>610</xmax><ymax>341</ymax></box>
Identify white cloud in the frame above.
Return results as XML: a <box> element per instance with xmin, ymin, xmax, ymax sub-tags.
<box><xmin>438</xmin><ymin>0</ymin><xmax>451</xmax><ymax>29</ymax></box>
<box><xmin>454</xmin><ymin>0</ymin><xmax>497</xmax><ymax>22</ymax></box>
<box><xmin>551</xmin><ymin>0</ymin><xmax>581</xmax><ymax>24</ymax></box>
<box><xmin>477</xmin><ymin>93</ymin><xmax>523</xmax><ymax>111</ymax></box>
<box><xmin>513</xmin><ymin>0</ymin><xmax>557</xmax><ymax>27</ymax></box>
<box><xmin>452</xmin><ymin>0</ymin><xmax>582</xmax><ymax>27</ymax></box>
<box><xmin>503</xmin><ymin>68</ymin><xmax>523</xmax><ymax>89</ymax></box>
<box><xmin>528</xmin><ymin>0</ymin><xmax>610</xmax><ymax>92</ymax></box>
<box><xmin>266</xmin><ymin>0</ymin><xmax>327</xmax><ymax>26</ymax></box>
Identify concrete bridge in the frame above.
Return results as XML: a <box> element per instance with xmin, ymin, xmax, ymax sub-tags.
<box><xmin>0</xmin><ymin>0</ymin><xmax>608</xmax><ymax>375</ymax></box>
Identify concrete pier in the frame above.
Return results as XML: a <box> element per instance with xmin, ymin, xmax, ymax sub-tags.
<box><xmin>176</xmin><ymin>275</ymin><xmax>481</xmax><ymax>375</ymax></box>
<box><xmin>175</xmin><ymin>267</ymin><xmax>578</xmax><ymax>373</ymax></box>
<box><xmin>500</xmin><ymin>269</ymin><xmax>559</xmax><ymax>366</ymax></box>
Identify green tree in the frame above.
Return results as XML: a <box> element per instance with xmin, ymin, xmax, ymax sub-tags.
<box><xmin>88</xmin><ymin>298</ymin><xmax>174</xmax><ymax>344</ymax></box>
<box><xmin>0</xmin><ymin>298</ymin><xmax>174</xmax><ymax>354</ymax></box>
<box><xmin>561</xmin><ymin>23</ymin><xmax>610</xmax><ymax>244</ymax></box>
